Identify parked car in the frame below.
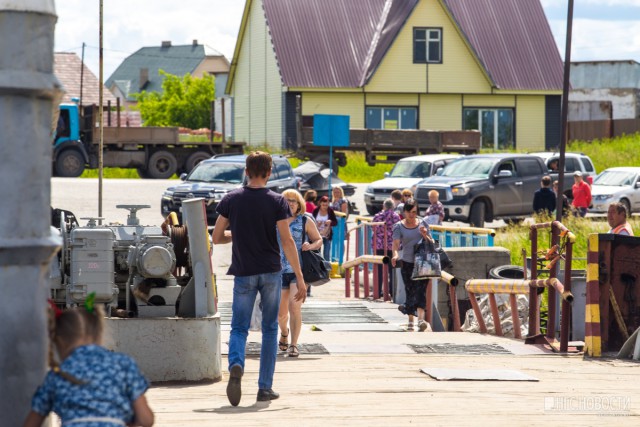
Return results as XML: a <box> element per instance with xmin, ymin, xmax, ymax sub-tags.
<box><xmin>530</xmin><ymin>152</ymin><xmax>597</xmax><ymax>196</ymax></box>
<box><xmin>293</xmin><ymin>161</ymin><xmax>358</xmax><ymax>214</ymax></box>
<box><xmin>160</xmin><ymin>154</ymin><xmax>298</xmax><ymax>224</ymax></box>
<box><xmin>590</xmin><ymin>167</ymin><xmax>640</xmax><ymax>214</ymax></box>
<box><xmin>413</xmin><ymin>154</ymin><xmax>547</xmax><ymax>227</ymax></box>
<box><xmin>363</xmin><ymin>154</ymin><xmax>461</xmax><ymax>215</ymax></box>
<box><xmin>294</xmin><ymin>161</ymin><xmax>356</xmax><ymax>198</ymax></box>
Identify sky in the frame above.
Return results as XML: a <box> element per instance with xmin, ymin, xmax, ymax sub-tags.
<box><xmin>54</xmin><ymin>0</ymin><xmax>640</xmax><ymax>81</ymax></box>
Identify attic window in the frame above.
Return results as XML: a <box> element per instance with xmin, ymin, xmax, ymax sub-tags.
<box><xmin>414</xmin><ymin>27</ymin><xmax>442</xmax><ymax>64</ymax></box>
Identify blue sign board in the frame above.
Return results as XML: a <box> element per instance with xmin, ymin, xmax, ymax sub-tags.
<box><xmin>313</xmin><ymin>114</ymin><xmax>350</xmax><ymax>147</ymax></box>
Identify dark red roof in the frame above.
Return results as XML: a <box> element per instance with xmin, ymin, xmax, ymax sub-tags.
<box><xmin>261</xmin><ymin>0</ymin><xmax>562</xmax><ymax>91</ymax></box>
<box><xmin>54</xmin><ymin>53</ymin><xmax>117</xmax><ymax>105</ymax></box>
<box><xmin>263</xmin><ymin>0</ymin><xmax>418</xmax><ymax>88</ymax></box>
<box><xmin>443</xmin><ymin>0</ymin><xmax>564</xmax><ymax>90</ymax></box>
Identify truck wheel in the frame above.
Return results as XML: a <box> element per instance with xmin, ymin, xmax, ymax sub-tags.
<box><xmin>137</xmin><ymin>168</ymin><xmax>151</xmax><ymax>179</ymax></box>
<box><xmin>366</xmin><ymin>205</ymin><xmax>380</xmax><ymax>216</ymax></box>
<box><xmin>312</xmin><ymin>155</ymin><xmax>339</xmax><ymax>174</ymax></box>
<box><xmin>185</xmin><ymin>151</ymin><xmax>211</xmax><ymax>173</ymax></box>
<box><xmin>469</xmin><ymin>201</ymin><xmax>486</xmax><ymax>228</ymax></box>
<box><xmin>147</xmin><ymin>151</ymin><xmax>178</xmax><ymax>179</ymax></box>
<box><xmin>55</xmin><ymin>149</ymin><xmax>85</xmax><ymax>177</ymax></box>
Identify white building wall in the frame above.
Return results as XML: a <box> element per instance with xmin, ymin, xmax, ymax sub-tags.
<box><xmin>569</xmin><ymin>88</ymin><xmax>639</xmax><ymax>120</ymax></box>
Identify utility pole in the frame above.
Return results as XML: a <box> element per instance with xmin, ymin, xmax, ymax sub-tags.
<box><xmin>556</xmin><ymin>0</ymin><xmax>575</xmax><ymax>221</ymax></box>
<box><xmin>0</xmin><ymin>1</ymin><xmax>62</xmax><ymax>425</ymax></box>
<box><xmin>80</xmin><ymin>42</ymin><xmax>86</xmax><ymax>107</ymax></box>
<box><xmin>98</xmin><ymin>0</ymin><xmax>104</xmax><ymax>223</ymax></box>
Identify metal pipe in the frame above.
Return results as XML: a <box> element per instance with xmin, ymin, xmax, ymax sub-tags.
<box><xmin>363</xmin><ymin>260</ymin><xmax>370</xmax><ymax>298</ymax></box>
<box><xmin>345</xmin><ymin>232</ymin><xmax>351</xmax><ymax>298</ymax></box>
<box><xmin>510</xmin><ymin>294</ymin><xmax>522</xmax><ymax>339</ymax></box>
<box><xmin>449</xmin><ymin>285</ymin><xmax>461</xmax><ymax>331</ymax></box>
<box><xmin>529</xmin><ymin>226</ymin><xmax>540</xmax><ymax>336</ymax></box>
<box><xmin>440</xmin><ymin>271</ymin><xmax>458</xmax><ymax>287</ymax></box>
<box><xmin>468</xmin><ymin>292</ymin><xmax>487</xmax><ymax>334</ymax></box>
<box><xmin>342</xmin><ymin>255</ymin><xmax>390</xmax><ymax>269</ymax></box>
<box><xmin>548</xmin><ymin>222</ymin><xmax>559</xmax><ymax>341</ymax></box>
<box><xmin>429</xmin><ymin>224</ymin><xmax>496</xmax><ymax>236</ymax></box>
<box><xmin>383</xmin><ymin>264</ymin><xmax>389</xmax><ymax>301</ymax></box>
<box><xmin>488</xmin><ymin>294</ymin><xmax>503</xmax><ymax>336</ymax></box>
<box><xmin>425</xmin><ymin>279</ymin><xmax>433</xmax><ymax>325</ymax></box>
<box><xmin>465</xmin><ymin>278</ymin><xmax>573</xmax><ymax>303</ymax></box>
<box><xmin>561</xmin><ymin>239</ymin><xmax>573</xmax><ymax>352</ymax></box>
<box><xmin>0</xmin><ymin>1</ymin><xmax>61</xmax><ymax>424</ymax></box>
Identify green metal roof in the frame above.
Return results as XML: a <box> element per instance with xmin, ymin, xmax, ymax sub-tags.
<box><xmin>106</xmin><ymin>44</ymin><xmax>205</xmax><ymax>101</ymax></box>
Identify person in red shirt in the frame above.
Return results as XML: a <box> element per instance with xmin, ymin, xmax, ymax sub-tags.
<box><xmin>304</xmin><ymin>190</ymin><xmax>317</xmax><ymax>214</ymax></box>
<box><xmin>571</xmin><ymin>171</ymin><xmax>592</xmax><ymax>217</ymax></box>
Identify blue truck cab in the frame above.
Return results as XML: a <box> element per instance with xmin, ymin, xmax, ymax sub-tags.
<box><xmin>53</xmin><ymin>102</ymin><xmax>89</xmax><ymax>177</ymax></box>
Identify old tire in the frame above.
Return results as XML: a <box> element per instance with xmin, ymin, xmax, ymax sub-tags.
<box><xmin>312</xmin><ymin>155</ymin><xmax>339</xmax><ymax>174</ymax></box>
<box><xmin>55</xmin><ymin>149</ymin><xmax>85</xmax><ymax>177</ymax></box>
<box><xmin>185</xmin><ymin>151</ymin><xmax>211</xmax><ymax>174</ymax></box>
<box><xmin>469</xmin><ymin>200</ymin><xmax>486</xmax><ymax>228</ymax></box>
<box><xmin>147</xmin><ymin>151</ymin><xmax>178</xmax><ymax>179</ymax></box>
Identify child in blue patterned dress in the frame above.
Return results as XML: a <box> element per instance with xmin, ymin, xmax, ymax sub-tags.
<box><xmin>22</xmin><ymin>304</ymin><xmax>154</xmax><ymax>427</ymax></box>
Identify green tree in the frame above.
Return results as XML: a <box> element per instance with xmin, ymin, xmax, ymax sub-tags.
<box><xmin>134</xmin><ymin>70</ymin><xmax>215</xmax><ymax>129</ymax></box>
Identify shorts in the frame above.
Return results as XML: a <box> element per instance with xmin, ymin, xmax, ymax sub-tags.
<box><xmin>281</xmin><ymin>272</ymin><xmax>297</xmax><ymax>290</ymax></box>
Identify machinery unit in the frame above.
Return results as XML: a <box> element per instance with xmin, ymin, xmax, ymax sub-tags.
<box><xmin>50</xmin><ymin>205</ymin><xmax>190</xmax><ymax>317</ymax></box>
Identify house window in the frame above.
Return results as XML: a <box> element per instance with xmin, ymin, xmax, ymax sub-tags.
<box><xmin>463</xmin><ymin>108</ymin><xmax>514</xmax><ymax>149</ymax></box>
<box><xmin>366</xmin><ymin>107</ymin><xmax>417</xmax><ymax>130</ymax></box>
<box><xmin>414</xmin><ymin>28</ymin><xmax>442</xmax><ymax>63</ymax></box>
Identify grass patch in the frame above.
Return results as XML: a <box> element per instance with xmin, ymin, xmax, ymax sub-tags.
<box><xmin>494</xmin><ymin>214</ymin><xmax>640</xmax><ymax>269</ymax></box>
<box><xmin>567</xmin><ymin>133</ymin><xmax>640</xmax><ymax>173</ymax></box>
<box><xmin>80</xmin><ymin>168</ymin><xmax>141</xmax><ymax>179</ymax></box>
<box><xmin>338</xmin><ymin>152</ymin><xmax>393</xmax><ymax>183</ymax></box>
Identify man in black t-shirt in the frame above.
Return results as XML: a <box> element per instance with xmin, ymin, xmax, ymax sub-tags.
<box><xmin>533</xmin><ymin>175</ymin><xmax>556</xmax><ymax>215</ymax></box>
<box><xmin>212</xmin><ymin>152</ymin><xmax>306</xmax><ymax>407</ymax></box>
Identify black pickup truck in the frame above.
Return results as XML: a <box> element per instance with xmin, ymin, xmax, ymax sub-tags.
<box><xmin>414</xmin><ymin>154</ymin><xmax>548</xmax><ymax>227</ymax></box>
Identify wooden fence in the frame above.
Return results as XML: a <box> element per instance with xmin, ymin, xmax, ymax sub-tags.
<box><xmin>569</xmin><ymin>118</ymin><xmax>640</xmax><ymax>141</ymax></box>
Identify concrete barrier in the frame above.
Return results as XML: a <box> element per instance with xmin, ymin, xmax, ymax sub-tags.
<box><xmin>105</xmin><ymin>317</ymin><xmax>222</xmax><ymax>382</ymax></box>
<box><xmin>437</xmin><ymin>246</ymin><xmax>511</xmax><ymax>329</ymax></box>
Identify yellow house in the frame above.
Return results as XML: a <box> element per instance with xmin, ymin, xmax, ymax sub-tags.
<box><xmin>227</xmin><ymin>0</ymin><xmax>564</xmax><ymax>152</ymax></box>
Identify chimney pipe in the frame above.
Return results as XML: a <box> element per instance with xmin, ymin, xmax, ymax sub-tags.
<box><xmin>161</xmin><ymin>40</ymin><xmax>171</xmax><ymax>48</ymax></box>
<box><xmin>139</xmin><ymin>68</ymin><xmax>149</xmax><ymax>90</ymax></box>
<box><xmin>193</xmin><ymin>39</ymin><xmax>198</xmax><ymax>46</ymax></box>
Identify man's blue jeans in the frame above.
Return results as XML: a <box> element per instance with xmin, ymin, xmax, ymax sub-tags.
<box><xmin>228</xmin><ymin>271</ymin><xmax>282</xmax><ymax>390</ymax></box>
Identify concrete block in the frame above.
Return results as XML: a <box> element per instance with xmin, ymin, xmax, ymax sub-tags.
<box><xmin>439</xmin><ymin>246</ymin><xmax>511</xmax><ymax>326</ymax></box>
<box><xmin>136</xmin><ymin>285</ymin><xmax>182</xmax><ymax>318</ymax></box>
<box><xmin>104</xmin><ymin>316</ymin><xmax>221</xmax><ymax>382</ymax></box>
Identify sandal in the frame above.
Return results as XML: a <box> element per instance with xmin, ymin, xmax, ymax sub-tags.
<box><xmin>279</xmin><ymin>331</ymin><xmax>289</xmax><ymax>352</ymax></box>
<box><xmin>407</xmin><ymin>323</ymin><xmax>415</xmax><ymax>331</ymax></box>
<box><xmin>287</xmin><ymin>344</ymin><xmax>299</xmax><ymax>358</ymax></box>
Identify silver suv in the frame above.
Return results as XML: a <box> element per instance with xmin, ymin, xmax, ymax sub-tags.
<box><xmin>363</xmin><ymin>154</ymin><xmax>460</xmax><ymax>215</ymax></box>
<box><xmin>530</xmin><ymin>152</ymin><xmax>597</xmax><ymax>196</ymax></box>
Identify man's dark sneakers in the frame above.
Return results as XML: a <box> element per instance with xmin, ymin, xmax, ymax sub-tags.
<box><xmin>257</xmin><ymin>388</ymin><xmax>280</xmax><ymax>402</ymax></box>
<box><xmin>226</xmin><ymin>364</ymin><xmax>243</xmax><ymax>406</ymax></box>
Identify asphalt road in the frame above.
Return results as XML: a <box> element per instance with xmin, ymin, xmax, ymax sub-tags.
<box><xmin>50</xmin><ymin>178</ymin><xmax>370</xmax><ymax>227</ymax></box>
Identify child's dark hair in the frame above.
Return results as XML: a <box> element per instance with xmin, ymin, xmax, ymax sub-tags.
<box><xmin>47</xmin><ymin>304</ymin><xmax>105</xmax><ymax>384</ymax></box>
<box><xmin>403</xmin><ymin>199</ymin><xmax>418</xmax><ymax>212</ymax></box>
